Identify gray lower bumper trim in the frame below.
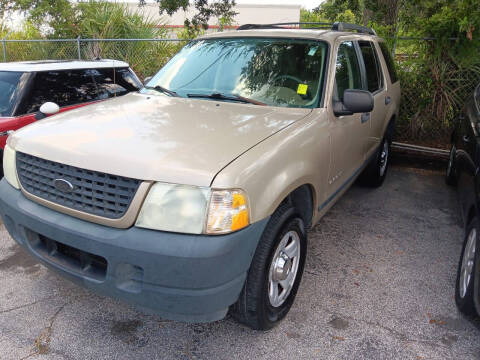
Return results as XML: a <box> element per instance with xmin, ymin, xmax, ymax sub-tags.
<box><xmin>0</xmin><ymin>179</ymin><xmax>269</xmax><ymax>322</ymax></box>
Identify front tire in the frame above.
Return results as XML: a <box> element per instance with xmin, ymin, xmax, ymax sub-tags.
<box><xmin>455</xmin><ymin>218</ymin><xmax>479</xmax><ymax>316</ymax></box>
<box><xmin>231</xmin><ymin>204</ymin><xmax>307</xmax><ymax>330</ymax></box>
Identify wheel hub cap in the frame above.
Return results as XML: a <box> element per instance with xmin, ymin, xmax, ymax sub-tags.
<box><xmin>459</xmin><ymin>228</ymin><xmax>477</xmax><ymax>298</ymax></box>
<box><xmin>272</xmin><ymin>252</ymin><xmax>292</xmax><ymax>282</ymax></box>
<box><xmin>380</xmin><ymin>141</ymin><xmax>389</xmax><ymax>177</ymax></box>
<box><xmin>268</xmin><ymin>230</ymin><xmax>301</xmax><ymax>308</ymax></box>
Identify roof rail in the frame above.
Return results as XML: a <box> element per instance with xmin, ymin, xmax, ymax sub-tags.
<box><xmin>237</xmin><ymin>22</ymin><xmax>332</xmax><ymax>31</ymax></box>
<box><xmin>237</xmin><ymin>22</ymin><xmax>376</xmax><ymax>36</ymax></box>
<box><xmin>332</xmin><ymin>22</ymin><xmax>376</xmax><ymax>36</ymax></box>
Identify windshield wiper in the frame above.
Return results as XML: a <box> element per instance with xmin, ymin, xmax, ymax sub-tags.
<box><xmin>144</xmin><ymin>85</ymin><xmax>179</xmax><ymax>97</ymax></box>
<box><xmin>187</xmin><ymin>92</ymin><xmax>265</xmax><ymax>106</ymax></box>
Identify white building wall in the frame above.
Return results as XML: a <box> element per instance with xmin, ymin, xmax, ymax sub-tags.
<box><xmin>127</xmin><ymin>3</ymin><xmax>301</xmax><ymax>28</ymax></box>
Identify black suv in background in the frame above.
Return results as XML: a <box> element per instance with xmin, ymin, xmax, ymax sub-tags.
<box><xmin>446</xmin><ymin>83</ymin><xmax>480</xmax><ymax>317</ymax></box>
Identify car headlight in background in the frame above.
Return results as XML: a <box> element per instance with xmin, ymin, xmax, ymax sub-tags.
<box><xmin>3</xmin><ymin>145</ymin><xmax>19</xmax><ymax>189</ymax></box>
<box><xmin>135</xmin><ymin>183</ymin><xmax>250</xmax><ymax>235</ymax></box>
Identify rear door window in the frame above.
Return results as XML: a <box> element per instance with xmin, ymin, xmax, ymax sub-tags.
<box><xmin>334</xmin><ymin>41</ymin><xmax>363</xmax><ymax>101</ymax></box>
<box><xmin>358</xmin><ymin>41</ymin><xmax>383</xmax><ymax>93</ymax></box>
<box><xmin>378</xmin><ymin>42</ymin><xmax>398</xmax><ymax>84</ymax></box>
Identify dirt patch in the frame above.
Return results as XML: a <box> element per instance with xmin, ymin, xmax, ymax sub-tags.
<box><xmin>329</xmin><ymin>317</ymin><xmax>350</xmax><ymax>330</ymax></box>
<box><xmin>0</xmin><ymin>244</ymin><xmax>40</xmax><ymax>274</ymax></box>
<box><xmin>110</xmin><ymin>320</ymin><xmax>147</xmax><ymax>346</ymax></box>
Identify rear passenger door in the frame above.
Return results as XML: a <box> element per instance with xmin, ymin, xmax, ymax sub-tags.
<box><xmin>358</xmin><ymin>40</ymin><xmax>387</xmax><ymax>158</ymax></box>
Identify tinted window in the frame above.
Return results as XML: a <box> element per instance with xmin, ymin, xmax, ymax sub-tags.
<box><xmin>359</xmin><ymin>41</ymin><xmax>383</xmax><ymax>92</ymax></box>
<box><xmin>0</xmin><ymin>71</ymin><xmax>23</xmax><ymax>116</ymax></box>
<box><xmin>334</xmin><ymin>41</ymin><xmax>362</xmax><ymax>101</ymax></box>
<box><xmin>95</xmin><ymin>68</ymin><xmax>142</xmax><ymax>100</ymax></box>
<box><xmin>20</xmin><ymin>68</ymin><xmax>141</xmax><ymax>114</ymax></box>
<box><xmin>145</xmin><ymin>38</ymin><xmax>328</xmax><ymax>108</ymax></box>
<box><xmin>378</xmin><ymin>42</ymin><xmax>398</xmax><ymax>83</ymax></box>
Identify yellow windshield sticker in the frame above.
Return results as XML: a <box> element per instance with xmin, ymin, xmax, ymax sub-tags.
<box><xmin>297</xmin><ymin>84</ymin><xmax>308</xmax><ymax>95</ymax></box>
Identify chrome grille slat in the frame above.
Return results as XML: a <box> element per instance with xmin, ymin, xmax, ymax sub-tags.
<box><xmin>16</xmin><ymin>152</ymin><xmax>141</xmax><ymax>219</ymax></box>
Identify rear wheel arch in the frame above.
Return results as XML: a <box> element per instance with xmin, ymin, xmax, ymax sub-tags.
<box><xmin>450</xmin><ymin>129</ymin><xmax>457</xmax><ymax>144</ymax></box>
<box><xmin>467</xmin><ymin>205</ymin><xmax>477</xmax><ymax>229</ymax></box>
<box><xmin>386</xmin><ymin>115</ymin><xmax>396</xmax><ymax>142</ymax></box>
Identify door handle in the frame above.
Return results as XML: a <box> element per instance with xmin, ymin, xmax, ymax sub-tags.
<box><xmin>361</xmin><ymin>113</ymin><xmax>370</xmax><ymax>123</ymax></box>
<box><xmin>385</xmin><ymin>96</ymin><xmax>391</xmax><ymax>105</ymax></box>
<box><xmin>463</xmin><ymin>135</ymin><xmax>471</xmax><ymax>143</ymax></box>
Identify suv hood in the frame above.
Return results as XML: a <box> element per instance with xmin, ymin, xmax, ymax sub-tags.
<box><xmin>9</xmin><ymin>93</ymin><xmax>311</xmax><ymax>187</ymax></box>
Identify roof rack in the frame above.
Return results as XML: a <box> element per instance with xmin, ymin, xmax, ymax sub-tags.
<box><xmin>237</xmin><ymin>22</ymin><xmax>376</xmax><ymax>36</ymax></box>
<box><xmin>332</xmin><ymin>22</ymin><xmax>376</xmax><ymax>36</ymax></box>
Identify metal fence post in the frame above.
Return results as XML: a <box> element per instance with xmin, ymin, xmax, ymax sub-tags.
<box><xmin>77</xmin><ymin>36</ymin><xmax>81</xmax><ymax>60</ymax></box>
<box><xmin>392</xmin><ymin>38</ymin><xmax>397</xmax><ymax>58</ymax></box>
<box><xmin>2</xmin><ymin>32</ymin><xmax>10</xmax><ymax>62</ymax></box>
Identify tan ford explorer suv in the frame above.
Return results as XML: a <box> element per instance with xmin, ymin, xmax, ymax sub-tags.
<box><xmin>0</xmin><ymin>22</ymin><xmax>400</xmax><ymax>330</ymax></box>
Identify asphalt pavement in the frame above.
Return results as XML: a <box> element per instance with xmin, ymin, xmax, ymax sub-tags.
<box><xmin>1</xmin><ymin>165</ymin><xmax>479</xmax><ymax>360</ymax></box>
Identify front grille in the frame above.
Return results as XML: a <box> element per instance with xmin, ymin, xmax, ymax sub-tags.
<box><xmin>16</xmin><ymin>152</ymin><xmax>141</xmax><ymax>219</ymax></box>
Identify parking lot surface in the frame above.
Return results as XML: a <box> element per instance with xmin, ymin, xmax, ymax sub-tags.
<box><xmin>1</xmin><ymin>165</ymin><xmax>479</xmax><ymax>360</ymax></box>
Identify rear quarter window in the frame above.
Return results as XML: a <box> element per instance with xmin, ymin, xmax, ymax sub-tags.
<box><xmin>378</xmin><ymin>42</ymin><xmax>398</xmax><ymax>84</ymax></box>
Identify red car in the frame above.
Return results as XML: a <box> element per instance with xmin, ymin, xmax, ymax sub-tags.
<box><xmin>0</xmin><ymin>60</ymin><xmax>142</xmax><ymax>172</ymax></box>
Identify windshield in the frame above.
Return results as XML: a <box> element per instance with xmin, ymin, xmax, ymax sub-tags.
<box><xmin>0</xmin><ymin>71</ymin><xmax>23</xmax><ymax>116</ymax></box>
<box><xmin>143</xmin><ymin>37</ymin><xmax>328</xmax><ymax>108</ymax></box>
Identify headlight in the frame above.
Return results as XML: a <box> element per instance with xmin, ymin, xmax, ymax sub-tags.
<box><xmin>135</xmin><ymin>183</ymin><xmax>249</xmax><ymax>235</ymax></box>
<box><xmin>136</xmin><ymin>183</ymin><xmax>210</xmax><ymax>234</ymax></box>
<box><xmin>3</xmin><ymin>145</ymin><xmax>19</xmax><ymax>189</ymax></box>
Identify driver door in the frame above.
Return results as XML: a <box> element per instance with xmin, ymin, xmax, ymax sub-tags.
<box><xmin>326</xmin><ymin>41</ymin><xmax>370</xmax><ymax>200</ymax></box>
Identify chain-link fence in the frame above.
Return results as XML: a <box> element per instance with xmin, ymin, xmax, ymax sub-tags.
<box><xmin>2</xmin><ymin>37</ymin><xmax>479</xmax><ymax>148</ymax></box>
<box><xmin>394</xmin><ymin>38</ymin><xmax>480</xmax><ymax>147</ymax></box>
<box><xmin>1</xmin><ymin>38</ymin><xmax>186</xmax><ymax>80</ymax></box>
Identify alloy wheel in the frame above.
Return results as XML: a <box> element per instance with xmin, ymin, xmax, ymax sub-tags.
<box><xmin>268</xmin><ymin>230</ymin><xmax>301</xmax><ymax>307</ymax></box>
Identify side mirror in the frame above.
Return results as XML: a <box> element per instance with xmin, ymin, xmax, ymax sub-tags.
<box><xmin>35</xmin><ymin>102</ymin><xmax>60</xmax><ymax>121</ymax></box>
<box><xmin>143</xmin><ymin>76</ymin><xmax>153</xmax><ymax>85</ymax></box>
<box><xmin>333</xmin><ymin>89</ymin><xmax>374</xmax><ymax>117</ymax></box>
<box><xmin>39</xmin><ymin>102</ymin><xmax>60</xmax><ymax>115</ymax></box>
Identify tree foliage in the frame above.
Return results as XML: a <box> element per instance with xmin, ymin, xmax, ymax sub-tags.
<box><xmin>304</xmin><ymin>0</ymin><xmax>480</xmax><ymax>145</ymax></box>
<box><xmin>0</xmin><ymin>0</ymin><xmax>237</xmax><ymax>38</ymax></box>
<box><xmin>314</xmin><ymin>0</ymin><xmax>362</xmax><ymax>24</ymax></box>
<box><xmin>312</xmin><ymin>0</ymin><xmax>480</xmax><ymax>45</ymax></box>
<box><xmin>0</xmin><ymin>0</ymin><xmax>76</xmax><ymax>35</ymax></box>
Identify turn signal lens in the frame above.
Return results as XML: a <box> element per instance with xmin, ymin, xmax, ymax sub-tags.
<box><xmin>206</xmin><ymin>190</ymin><xmax>249</xmax><ymax>234</ymax></box>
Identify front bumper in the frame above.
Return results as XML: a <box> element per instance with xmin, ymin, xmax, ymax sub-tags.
<box><xmin>0</xmin><ymin>179</ymin><xmax>268</xmax><ymax>322</ymax></box>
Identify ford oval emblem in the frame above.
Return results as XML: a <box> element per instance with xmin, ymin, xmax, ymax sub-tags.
<box><xmin>53</xmin><ymin>179</ymin><xmax>74</xmax><ymax>193</ymax></box>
